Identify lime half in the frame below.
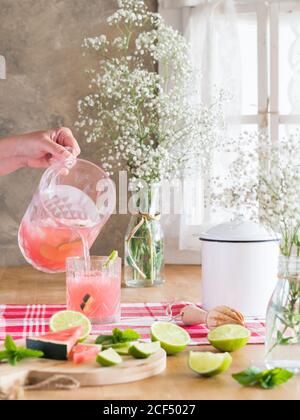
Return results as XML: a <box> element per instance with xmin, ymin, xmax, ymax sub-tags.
<box><xmin>189</xmin><ymin>351</ymin><xmax>232</xmax><ymax>377</ymax></box>
<box><xmin>96</xmin><ymin>348</ymin><xmax>122</xmax><ymax>367</ymax></box>
<box><xmin>151</xmin><ymin>322</ymin><xmax>190</xmax><ymax>355</ymax></box>
<box><xmin>50</xmin><ymin>310</ymin><xmax>92</xmax><ymax>342</ymax></box>
<box><xmin>208</xmin><ymin>325</ymin><xmax>251</xmax><ymax>353</ymax></box>
<box><xmin>129</xmin><ymin>342</ymin><xmax>161</xmax><ymax>359</ymax></box>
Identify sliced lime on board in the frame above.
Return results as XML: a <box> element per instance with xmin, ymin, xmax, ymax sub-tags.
<box><xmin>151</xmin><ymin>322</ymin><xmax>190</xmax><ymax>355</ymax></box>
<box><xmin>208</xmin><ymin>324</ymin><xmax>251</xmax><ymax>352</ymax></box>
<box><xmin>129</xmin><ymin>342</ymin><xmax>161</xmax><ymax>359</ymax></box>
<box><xmin>110</xmin><ymin>342</ymin><xmax>134</xmax><ymax>355</ymax></box>
<box><xmin>189</xmin><ymin>351</ymin><xmax>232</xmax><ymax>377</ymax></box>
<box><xmin>50</xmin><ymin>310</ymin><xmax>92</xmax><ymax>342</ymax></box>
<box><xmin>96</xmin><ymin>348</ymin><xmax>122</xmax><ymax>367</ymax></box>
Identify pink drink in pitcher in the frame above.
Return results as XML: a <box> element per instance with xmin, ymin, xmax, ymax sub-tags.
<box><xmin>18</xmin><ymin>219</ymin><xmax>100</xmax><ymax>273</ymax></box>
<box><xmin>66</xmin><ymin>256</ymin><xmax>122</xmax><ymax>324</ymax></box>
<box><xmin>18</xmin><ymin>160</ymin><xmax>115</xmax><ymax>273</ymax></box>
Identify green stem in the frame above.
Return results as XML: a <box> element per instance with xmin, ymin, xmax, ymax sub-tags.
<box><xmin>147</xmin><ymin>220</ymin><xmax>155</xmax><ymax>286</ymax></box>
<box><xmin>126</xmin><ymin>238</ymin><xmax>147</xmax><ymax>280</ymax></box>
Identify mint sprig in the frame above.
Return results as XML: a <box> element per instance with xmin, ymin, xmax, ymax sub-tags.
<box><xmin>95</xmin><ymin>328</ymin><xmax>140</xmax><ymax>347</ymax></box>
<box><xmin>233</xmin><ymin>367</ymin><xmax>294</xmax><ymax>389</ymax></box>
<box><xmin>0</xmin><ymin>336</ymin><xmax>44</xmax><ymax>366</ymax></box>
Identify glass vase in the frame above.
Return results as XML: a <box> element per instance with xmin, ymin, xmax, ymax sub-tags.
<box><xmin>125</xmin><ymin>184</ymin><xmax>164</xmax><ymax>288</ymax></box>
<box><xmin>265</xmin><ymin>256</ymin><xmax>300</xmax><ymax>373</ymax></box>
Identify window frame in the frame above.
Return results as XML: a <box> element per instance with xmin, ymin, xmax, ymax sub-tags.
<box><xmin>159</xmin><ymin>0</ymin><xmax>300</xmax><ymax>139</ymax></box>
<box><xmin>159</xmin><ymin>0</ymin><xmax>300</xmax><ymax>263</ymax></box>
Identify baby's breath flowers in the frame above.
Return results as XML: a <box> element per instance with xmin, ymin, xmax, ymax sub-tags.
<box><xmin>76</xmin><ymin>0</ymin><xmax>225</xmax><ymax>287</ymax></box>
<box><xmin>211</xmin><ymin>130</ymin><xmax>300</xmax><ymax>257</ymax></box>
<box><xmin>76</xmin><ymin>0</ymin><xmax>225</xmax><ymax>188</ymax></box>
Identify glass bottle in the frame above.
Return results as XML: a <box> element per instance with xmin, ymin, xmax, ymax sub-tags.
<box><xmin>265</xmin><ymin>256</ymin><xmax>300</xmax><ymax>373</ymax></box>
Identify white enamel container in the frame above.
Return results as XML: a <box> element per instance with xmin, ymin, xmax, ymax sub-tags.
<box><xmin>200</xmin><ymin>221</ymin><xmax>280</xmax><ymax>317</ymax></box>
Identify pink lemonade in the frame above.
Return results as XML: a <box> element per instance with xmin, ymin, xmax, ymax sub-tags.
<box><xmin>18</xmin><ymin>219</ymin><xmax>101</xmax><ymax>273</ymax></box>
<box><xmin>18</xmin><ymin>158</ymin><xmax>115</xmax><ymax>273</ymax></box>
<box><xmin>66</xmin><ymin>257</ymin><xmax>121</xmax><ymax>324</ymax></box>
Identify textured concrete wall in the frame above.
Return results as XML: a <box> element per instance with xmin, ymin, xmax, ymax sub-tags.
<box><xmin>0</xmin><ymin>0</ymin><xmax>157</xmax><ymax>266</ymax></box>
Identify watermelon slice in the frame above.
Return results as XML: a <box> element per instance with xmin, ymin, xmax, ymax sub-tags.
<box><xmin>26</xmin><ymin>326</ymin><xmax>83</xmax><ymax>361</ymax></box>
<box><xmin>69</xmin><ymin>343</ymin><xmax>102</xmax><ymax>365</ymax></box>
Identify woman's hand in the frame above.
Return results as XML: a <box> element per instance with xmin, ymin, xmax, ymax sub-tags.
<box><xmin>0</xmin><ymin>128</ymin><xmax>81</xmax><ymax>175</ymax></box>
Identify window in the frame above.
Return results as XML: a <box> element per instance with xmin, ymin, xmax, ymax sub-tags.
<box><xmin>159</xmin><ymin>0</ymin><xmax>300</xmax><ymax>263</ymax></box>
<box><xmin>159</xmin><ymin>0</ymin><xmax>300</xmax><ymax>139</ymax></box>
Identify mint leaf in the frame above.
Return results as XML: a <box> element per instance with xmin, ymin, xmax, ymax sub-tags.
<box><xmin>120</xmin><ymin>329</ymin><xmax>140</xmax><ymax>342</ymax></box>
<box><xmin>112</xmin><ymin>328</ymin><xmax>123</xmax><ymax>343</ymax></box>
<box><xmin>16</xmin><ymin>348</ymin><xmax>44</xmax><ymax>360</ymax></box>
<box><xmin>5</xmin><ymin>336</ymin><xmax>17</xmax><ymax>352</ymax></box>
<box><xmin>1</xmin><ymin>337</ymin><xmax>44</xmax><ymax>366</ymax></box>
<box><xmin>260</xmin><ymin>368</ymin><xmax>294</xmax><ymax>389</ymax></box>
<box><xmin>96</xmin><ymin>329</ymin><xmax>140</xmax><ymax>347</ymax></box>
<box><xmin>233</xmin><ymin>367</ymin><xmax>294</xmax><ymax>389</ymax></box>
<box><xmin>277</xmin><ymin>331</ymin><xmax>293</xmax><ymax>346</ymax></box>
<box><xmin>0</xmin><ymin>351</ymin><xmax>9</xmax><ymax>361</ymax></box>
<box><xmin>95</xmin><ymin>336</ymin><xmax>114</xmax><ymax>346</ymax></box>
<box><xmin>232</xmin><ymin>367</ymin><xmax>262</xmax><ymax>386</ymax></box>
<box><xmin>9</xmin><ymin>354</ymin><xmax>18</xmax><ymax>367</ymax></box>
<box><xmin>112</xmin><ymin>328</ymin><xmax>140</xmax><ymax>343</ymax></box>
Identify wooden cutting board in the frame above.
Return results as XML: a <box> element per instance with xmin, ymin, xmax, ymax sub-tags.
<box><xmin>0</xmin><ymin>339</ymin><xmax>167</xmax><ymax>393</ymax></box>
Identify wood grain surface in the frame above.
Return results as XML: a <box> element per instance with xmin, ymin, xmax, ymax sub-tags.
<box><xmin>0</xmin><ymin>265</ymin><xmax>299</xmax><ymax>400</ymax></box>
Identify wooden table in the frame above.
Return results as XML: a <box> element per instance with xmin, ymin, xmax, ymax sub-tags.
<box><xmin>0</xmin><ymin>265</ymin><xmax>299</xmax><ymax>400</ymax></box>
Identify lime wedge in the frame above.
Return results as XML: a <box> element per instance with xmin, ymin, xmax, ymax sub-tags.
<box><xmin>106</xmin><ymin>342</ymin><xmax>134</xmax><ymax>355</ymax></box>
<box><xmin>129</xmin><ymin>342</ymin><xmax>161</xmax><ymax>359</ymax></box>
<box><xmin>189</xmin><ymin>351</ymin><xmax>232</xmax><ymax>377</ymax></box>
<box><xmin>96</xmin><ymin>348</ymin><xmax>122</xmax><ymax>367</ymax></box>
<box><xmin>103</xmin><ymin>250</ymin><xmax>118</xmax><ymax>269</ymax></box>
<box><xmin>114</xmin><ymin>345</ymin><xmax>132</xmax><ymax>356</ymax></box>
<box><xmin>151</xmin><ymin>322</ymin><xmax>190</xmax><ymax>355</ymax></box>
<box><xmin>208</xmin><ymin>324</ymin><xmax>251</xmax><ymax>352</ymax></box>
<box><xmin>50</xmin><ymin>310</ymin><xmax>92</xmax><ymax>342</ymax></box>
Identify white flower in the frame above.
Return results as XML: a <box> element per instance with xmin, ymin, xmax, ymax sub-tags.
<box><xmin>77</xmin><ymin>0</ymin><xmax>224</xmax><ymax>185</ymax></box>
<box><xmin>211</xmin><ymin>129</ymin><xmax>300</xmax><ymax>256</ymax></box>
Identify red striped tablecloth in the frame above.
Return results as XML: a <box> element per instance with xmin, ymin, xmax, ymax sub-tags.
<box><xmin>0</xmin><ymin>303</ymin><xmax>265</xmax><ymax>345</ymax></box>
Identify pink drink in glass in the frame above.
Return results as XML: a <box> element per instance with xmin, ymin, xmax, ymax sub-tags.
<box><xmin>66</xmin><ymin>256</ymin><xmax>122</xmax><ymax>324</ymax></box>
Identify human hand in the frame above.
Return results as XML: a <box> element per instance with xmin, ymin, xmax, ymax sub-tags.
<box><xmin>0</xmin><ymin>127</ymin><xmax>81</xmax><ymax>175</ymax></box>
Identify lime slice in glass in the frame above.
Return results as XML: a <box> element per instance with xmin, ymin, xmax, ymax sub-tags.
<box><xmin>129</xmin><ymin>342</ymin><xmax>161</xmax><ymax>359</ymax></box>
<box><xmin>151</xmin><ymin>322</ymin><xmax>190</xmax><ymax>355</ymax></box>
<box><xmin>50</xmin><ymin>310</ymin><xmax>92</xmax><ymax>342</ymax></box>
<box><xmin>208</xmin><ymin>324</ymin><xmax>251</xmax><ymax>352</ymax></box>
<box><xmin>96</xmin><ymin>348</ymin><xmax>122</xmax><ymax>367</ymax></box>
<box><xmin>189</xmin><ymin>351</ymin><xmax>232</xmax><ymax>377</ymax></box>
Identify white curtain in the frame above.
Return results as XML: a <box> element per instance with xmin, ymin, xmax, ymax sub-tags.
<box><xmin>179</xmin><ymin>0</ymin><xmax>242</xmax><ymax>251</ymax></box>
<box><xmin>159</xmin><ymin>0</ymin><xmax>242</xmax><ymax>260</ymax></box>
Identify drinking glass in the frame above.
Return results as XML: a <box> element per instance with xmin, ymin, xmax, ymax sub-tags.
<box><xmin>66</xmin><ymin>256</ymin><xmax>122</xmax><ymax>324</ymax></box>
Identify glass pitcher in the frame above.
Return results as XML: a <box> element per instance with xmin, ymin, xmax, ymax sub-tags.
<box><xmin>18</xmin><ymin>159</ymin><xmax>115</xmax><ymax>273</ymax></box>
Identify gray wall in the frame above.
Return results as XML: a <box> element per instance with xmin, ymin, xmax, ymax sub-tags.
<box><xmin>0</xmin><ymin>0</ymin><xmax>157</xmax><ymax>265</ymax></box>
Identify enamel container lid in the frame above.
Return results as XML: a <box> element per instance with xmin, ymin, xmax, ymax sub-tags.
<box><xmin>200</xmin><ymin>220</ymin><xmax>281</xmax><ymax>243</ymax></box>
